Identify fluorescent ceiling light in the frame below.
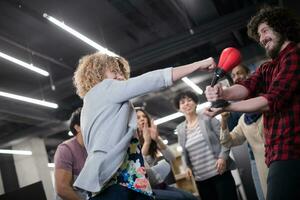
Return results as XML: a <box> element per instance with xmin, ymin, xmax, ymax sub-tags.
<box><xmin>43</xmin><ymin>13</ymin><xmax>119</xmax><ymax>57</ymax></box>
<box><xmin>0</xmin><ymin>91</ymin><xmax>58</xmax><ymax>109</ymax></box>
<box><xmin>68</xmin><ymin>131</ymin><xmax>73</xmax><ymax>136</ymax></box>
<box><xmin>196</xmin><ymin>102</ymin><xmax>211</xmax><ymax>111</ymax></box>
<box><xmin>154</xmin><ymin>102</ymin><xmax>211</xmax><ymax>125</ymax></box>
<box><xmin>181</xmin><ymin>77</ymin><xmax>203</xmax><ymax>95</ymax></box>
<box><xmin>154</xmin><ymin>112</ymin><xmax>183</xmax><ymax>125</ymax></box>
<box><xmin>0</xmin><ymin>149</ymin><xmax>32</xmax><ymax>155</ymax></box>
<box><xmin>48</xmin><ymin>163</ymin><xmax>55</xmax><ymax>168</ymax></box>
<box><xmin>0</xmin><ymin>51</ymin><xmax>49</xmax><ymax>76</ymax></box>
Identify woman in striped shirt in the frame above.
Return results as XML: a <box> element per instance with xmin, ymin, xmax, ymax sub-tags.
<box><xmin>174</xmin><ymin>91</ymin><xmax>238</xmax><ymax>200</ymax></box>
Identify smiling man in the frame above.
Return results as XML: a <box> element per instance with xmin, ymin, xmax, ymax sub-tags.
<box><xmin>204</xmin><ymin>6</ymin><xmax>300</xmax><ymax>200</ymax></box>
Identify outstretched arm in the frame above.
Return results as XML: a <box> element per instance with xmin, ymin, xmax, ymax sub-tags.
<box><xmin>172</xmin><ymin>57</ymin><xmax>216</xmax><ymax>81</ymax></box>
<box><xmin>204</xmin><ymin>96</ymin><xmax>269</xmax><ymax>117</ymax></box>
<box><xmin>107</xmin><ymin>57</ymin><xmax>216</xmax><ymax>103</ymax></box>
<box><xmin>226</xmin><ymin>96</ymin><xmax>269</xmax><ymax>112</ymax></box>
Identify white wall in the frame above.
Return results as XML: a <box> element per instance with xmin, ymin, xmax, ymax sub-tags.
<box><xmin>13</xmin><ymin>137</ymin><xmax>54</xmax><ymax>200</ymax></box>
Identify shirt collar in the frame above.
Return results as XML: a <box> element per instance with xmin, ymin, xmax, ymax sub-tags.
<box><xmin>274</xmin><ymin>42</ymin><xmax>297</xmax><ymax>61</ymax></box>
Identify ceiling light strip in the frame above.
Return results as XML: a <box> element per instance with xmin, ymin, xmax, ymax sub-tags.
<box><xmin>154</xmin><ymin>102</ymin><xmax>211</xmax><ymax>125</ymax></box>
<box><xmin>0</xmin><ymin>149</ymin><xmax>32</xmax><ymax>155</ymax></box>
<box><xmin>181</xmin><ymin>77</ymin><xmax>203</xmax><ymax>94</ymax></box>
<box><xmin>43</xmin><ymin>13</ymin><xmax>119</xmax><ymax>57</ymax></box>
<box><xmin>154</xmin><ymin>112</ymin><xmax>183</xmax><ymax>125</ymax></box>
<box><xmin>0</xmin><ymin>91</ymin><xmax>58</xmax><ymax>109</ymax></box>
<box><xmin>48</xmin><ymin>163</ymin><xmax>55</xmax><ymax>168</ymax></box>
<box><xmin>0</xmin><ymin>51</ymin><xmax>49</xmax><ymax>76</ymax></box>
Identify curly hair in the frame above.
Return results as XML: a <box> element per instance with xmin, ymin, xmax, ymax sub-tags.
<box><xmin>73</xmin><ymin>52</ymin><xmax>130</xmax><ymax>98</ymax></box>
<box><xmin>247</xmin><ymin>6</ymin><xmax>300</xmax><ymax>43</ymax></box>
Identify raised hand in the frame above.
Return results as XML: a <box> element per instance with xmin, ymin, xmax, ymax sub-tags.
<box><xmin>221</xmin><ymin>112</ymin><xmax>230</xmax><ymax>120</ymax></box>
<box><xmin>142</xmin><ymin>122</ymin><xmax>152</xmax><ymax>144</ymax></box>
<box><xmin>149</xmin><ymin>120</ymin><xmax>159</xmax><ymax>142</ymax></box>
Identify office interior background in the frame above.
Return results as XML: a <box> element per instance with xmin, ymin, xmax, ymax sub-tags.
<box><xmin>0</xmin><ymin>0</ymin><xmax>299</xmax><ymax>199</ymax></box>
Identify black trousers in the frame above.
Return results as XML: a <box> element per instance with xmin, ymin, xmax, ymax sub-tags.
<box><xmin>195</xmin><ymin>171</ymin><xmax>238</xmax><ymax>200</ymax></box>
<box><xmin>267</xmin><ymin>160</ymin><xmax>300</xmax><ymax>200</ymax></box>
<box><xmin>90</xmin><ymin>184</ymin><xmax>154</xmax><ymax>200</ymax></box>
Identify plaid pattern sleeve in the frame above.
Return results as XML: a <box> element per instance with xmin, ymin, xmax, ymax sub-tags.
<box><xmin>261</xmin><ymin>51</ymin><xmax>300</xmax><ymax>113</ymax></box>
<box><xmin>240</xmin><ymin>43</ymin><xmax>300</xmax><ymax>166</ymax></box>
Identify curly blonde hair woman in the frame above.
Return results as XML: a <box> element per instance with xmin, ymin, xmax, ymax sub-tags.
<box><xmin>72</xmin><ymin>51</ymin><xmax>216</xmax><ymax>200</ymax></box>
<box><xmin>74</xmin><ymin>53</ymin><xmax>130</xmax><ymax>98</ymax></box>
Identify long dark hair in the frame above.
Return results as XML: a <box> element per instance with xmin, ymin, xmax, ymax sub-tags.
<box><xmin>135</xmin><ymin>108</ymin><xmax>158</xmax><ymax>158</ymax></box>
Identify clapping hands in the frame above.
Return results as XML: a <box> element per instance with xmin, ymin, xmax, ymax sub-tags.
<box><xmin>142</xmin><ymin>120</ymin><xmax>159</xmax><ymax>143</ymax></box>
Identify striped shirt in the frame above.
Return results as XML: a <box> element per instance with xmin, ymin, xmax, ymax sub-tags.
<box><xmin>185</xmin><ymin>123</ymin><xmax>218</xmax><ymax>181</ymax></box>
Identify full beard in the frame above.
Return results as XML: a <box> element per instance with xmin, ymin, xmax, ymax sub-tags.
<box><xmin>265</xmin><ymin>35</ymin><xmax>285</xmax><ymax>59</ymax></box>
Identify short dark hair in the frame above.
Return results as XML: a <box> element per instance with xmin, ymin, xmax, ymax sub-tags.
<box><xmin>69</xmin><ymin>107</ymin><xmax>81</xmax><ymax>136</ymax></box>
<box><xmin>173</xmin><ymin>91</ymin><xmax>199</xmax><ymax>110</ymax></box>
<box><xmin>247</xmin><ymin>6</ymin><xmax>300</xmax><ymax>43</ymax></box>
<box><xmin>235</xmin><ymin>64</ymin><xmax>250</xmax><ymax>74</ymax></box>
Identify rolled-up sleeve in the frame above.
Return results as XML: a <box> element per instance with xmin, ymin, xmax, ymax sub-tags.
<box><xmin>239</xmin><ymin>51</ymin><xmax>300</xmax><ymax>113</ymax></box>
<box><xmin>239</xmin><ymin>64</ymin><xmax>265</xmax><ymax>99</ymax></box>
<box><xmin>261</xmin><ymin>53</ymin><xmax>300</xmax><ymax>112</ymax></box>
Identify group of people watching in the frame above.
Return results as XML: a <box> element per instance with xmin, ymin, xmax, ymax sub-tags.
<box><xmin>54</xmin><ymin>6</ymin><xmax>300</xmax><ymax>200</ymax></box>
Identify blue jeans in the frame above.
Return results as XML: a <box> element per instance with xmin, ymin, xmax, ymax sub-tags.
<box><xmin>89</xmin><ymin>184</ymin><xmax>153</xmax><ymax>200</ymax></box>
<box><xmin>250</xmin><ymin>159</ymin><xmax>265</xmax><ymax>200</ymax></box>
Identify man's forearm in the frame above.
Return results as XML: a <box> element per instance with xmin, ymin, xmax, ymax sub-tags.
<box><xmin>223</xmin><ymin>84</ymin><xmax>249</xmax><ymax>101</ymax></box>
<box><xmin>225</xmin><ymin>96</ymin><xmax>269</xmax><ymax>113</ymax></box>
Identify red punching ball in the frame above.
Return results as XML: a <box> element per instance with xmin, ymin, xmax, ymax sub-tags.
<box><xmin>211</xmin><ymin>47</ymin><xmax>242</xmax><ymax>86</ymax></box>
<box><xmin>210</xmin><ymin>47</ymin><xmax>242</xmax><ymax>108</ymax></box>
<box><xmin>218</xmin><ymin>47</ymin><xmax>242</xmax><ymax>72</ymax></box>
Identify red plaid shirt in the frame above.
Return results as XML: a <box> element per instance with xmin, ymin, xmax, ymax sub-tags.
<box><xmin>240</xmin><ymin>42</ymin><xmax>300</xmax><ymax>166</ymax></box>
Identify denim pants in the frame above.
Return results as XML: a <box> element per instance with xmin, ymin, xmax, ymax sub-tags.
<box><xmin>250</xmin><ymin>159</ymin><xmax>265</xmax><ymax>200</ymax></box>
